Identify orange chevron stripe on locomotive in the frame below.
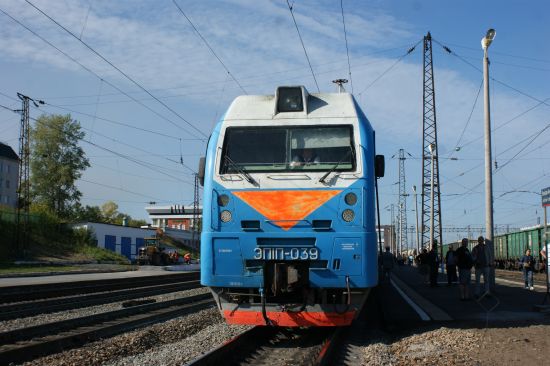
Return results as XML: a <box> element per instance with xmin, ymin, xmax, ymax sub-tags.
<box><xmin>232</xmin><ymin>190</ymin><xmax>341</xmax><ymax>230</ymax></box>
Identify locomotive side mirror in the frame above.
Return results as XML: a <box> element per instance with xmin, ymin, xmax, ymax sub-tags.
<box><xmin>375</xmin><ymin>155</ymin><xmax>385</xmax><ymax>178</ymax></box>
<box><xmin>198</xmin><ymin>157</ymin><xmax>206</xmax><ymax>186</ymax></box>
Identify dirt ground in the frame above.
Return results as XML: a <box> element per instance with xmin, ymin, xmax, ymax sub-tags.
<box><xmin>477</xmin><ymin>323</ymin><xmax>550</xmax><ymax>365</ymax></box>
<box><xmin>361</xmin><ymin>319</ymin><xmax>550</xmax><ymax>365</ymax></box>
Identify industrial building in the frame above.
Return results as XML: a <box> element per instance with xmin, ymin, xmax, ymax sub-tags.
<box><xmin>72</xmin><ymin>222</ymin><xmax>157</xmax><ymax>261</ymax></box>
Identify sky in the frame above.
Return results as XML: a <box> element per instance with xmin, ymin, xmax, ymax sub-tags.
<box><xmin>0</xmin><ymin>0</ymin><xmax>549</xmax><ymax>245</ymax></box>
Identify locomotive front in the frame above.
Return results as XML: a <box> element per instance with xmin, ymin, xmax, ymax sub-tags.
<box><xmin>199</xmin><ymin>86</ymin><xmax>383</xmax><ymax>326</ymax></box>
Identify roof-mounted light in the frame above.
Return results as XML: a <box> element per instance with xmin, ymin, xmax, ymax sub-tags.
<box><xmin>275</xmin><ymin>86</ymin><xmax>308</xmax><ymax>113</ymax></box>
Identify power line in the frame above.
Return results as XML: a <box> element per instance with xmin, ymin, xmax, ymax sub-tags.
<box><xmin>357</xmin><ymin>40</ymin><xmax>420</xmax><ymax>96</ymax></box>
<box><xmin>458</xmin><ymin>98</ymin><xmax>549</xmax><ymax>151</ymax></box>
<box><xmin>495</xmin><ymin>123</ymin><xmax>550</xmax><ymax>171</ymax></box>
<box><xmin>440</xmin><ymin>41</ymin><xmax>550</xmax><ymax>64</ymax></box>
<box><xmin>80</xmin><ymin>178</ymin><xmax>166</xmax><ymax>201</ymax></box>
<box><xmin>449</xmin><ymin>78</ymin><xmax>483</xmax><ymax>157</ymax></box>
<box><xmin>432</xmin><ymin>38</ymin><xmax>550</xmax><ymax>108</ymax></box>
<box><xmin>172</xmin><ymin>0</ymin><xmax>247</xmax><ymax>95</ymax></box>
<box><xmin>1</xmin><ymin>90</ymin><xmax>193</xmax><ymax>143</ymax></box>
<box><xmin>21</xmin><ymin>0</ymin><xmax>208</xmax><ymax>139</ymax></box>
<box><xmin>0</xmin><ymin>7</ymin><xmax>205</xmax><ymax>141</ymax></box>
<box><xmin>286</xmin><ymin>0</ymin><xmax>320</xmax><ymax>93</ymax></box>
<box><xmin>340</xmin><ymin>0</ymin><xmax>353</xmax><ymax>94</ymax></box>
<box><xmin>4</xmin><ymin>98</ymin><xmax>195</xmax><ymax>186</ymax></box>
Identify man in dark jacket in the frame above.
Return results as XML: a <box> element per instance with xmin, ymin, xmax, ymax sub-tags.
<box><xmin>455</xmin><ymin>238</ymin><xmax>473</xmax><ymax>301</ymax></box>
<box><xmin>520</xmin><ymin>249</ymin><xmax>535</xmax><ymax>290</ymax></box>
<box><xmin>472</xmin><ymin>236</ymin><xmax>490</xmax><ymax>297</ymax></box>
<box><xmin>445</xmin><ymin>245</ymin><xmax>458</xmax><ymax>285</ymax></box>
<box><xmin>428</xmin><ymin>240</ymin><xmax>439</xmax><ymax>287</ymax></box>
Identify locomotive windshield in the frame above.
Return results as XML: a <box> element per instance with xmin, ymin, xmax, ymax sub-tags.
<box><xmin>220</xmin><ymin>125</ymin><xmax>355</xmax><ymax>173</ymax></box>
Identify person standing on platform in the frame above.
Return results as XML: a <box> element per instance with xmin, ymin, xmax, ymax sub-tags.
<box><xmin>472</xmin><ymin>236</ymin><xmax>490</xmax><ymax>298</ymax></box>
<box><xmin>417</xmin><ymin>249</ymin><xmax>429</xmax><ymax>284</ymax></box>
<box><xmin>381</xmin><ymin>246</ymin><xmax>395</xmax><ymax>282</ymax></box>
<box><xmin>520</xmin><ymin>249</ymin><xmax>535</xmax><ymax>290</ymax></box>
<box><xmin>428</xmin><ymin>240</ymin><xmax>439</xmax><ymax>287</ymax></box>
<box><xmin>456</xmin><ymin>238</ymin><xmax>473</xmax><ymax>301</ymax></box>
<box><xmin>445</xmin><ymin>245</ymin><xmax>458</xmax><ymax>286</ymax></box>
<box><xmin>541</xmin><ymin>246</ymin><xmax>547</xmax><ymax>274</ymax></box>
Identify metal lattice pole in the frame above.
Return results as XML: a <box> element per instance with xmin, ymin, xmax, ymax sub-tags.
<box><xmin>398</xmin><ymin>149</ymin><xmax>408</xmax><ymax>254</ymax></box>
<box><xmin>420</xmin><ymin>33</ymin><xmax>443</xmax><ymax>254</ymax></box>
<box><xmin>15</xmin><ymin>94</ymin><xmax>31</xmax><ymax>256</ymax></box>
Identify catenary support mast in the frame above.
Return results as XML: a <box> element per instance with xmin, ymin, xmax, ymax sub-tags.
<box><xmin>420</xmin><ymin>33</ymin><xmax>443</xmax><ymax>254</ymax></box>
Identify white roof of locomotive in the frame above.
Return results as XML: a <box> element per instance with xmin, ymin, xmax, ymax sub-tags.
<box><xmin>223</xmin><ymin>91</ymin><xmax>359</xmax><ymax>121</ymax></box>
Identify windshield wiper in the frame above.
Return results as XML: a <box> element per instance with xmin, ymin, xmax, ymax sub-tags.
<box><xmin>223</xmin><ymin>155</ymin><xmax>258</xmax><ymax>186</ymax></box>
<box><xmin>319</xmin><ymin>148</ymin><xmax>353</xmax><ymax>184</ymax></box>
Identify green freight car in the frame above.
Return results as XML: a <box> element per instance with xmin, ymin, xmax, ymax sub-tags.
<box><xmin>443</xmin><ymin>225</ymin><xmax>547</xmax><ymax>262</ymax></box>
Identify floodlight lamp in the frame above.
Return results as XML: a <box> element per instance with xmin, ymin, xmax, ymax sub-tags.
<box><xmin>412</xmin><ymin>185</ymin><xmax>417</xmax><ymax>193</ymax></box>
<box><xmin>428</xmin><ymin>143</ymin><xmax>435</xmax><ymax>153</ymax></box>
<box><xmin>481</xmin><ymin>28</ymin><xmax>496</xmax><ymax>49</ymax></box>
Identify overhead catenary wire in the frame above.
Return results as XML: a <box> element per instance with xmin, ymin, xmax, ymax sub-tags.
<box><xmin>172</xmin><ymin>0</ymin><xmax>247</xmax><ymax>95</ymax></box>
<box><xmin>286</xmin><ymin>0</ymin><xmax>320</xmax><ymax>93</ymax></box>
<box><xmin>0</xmin><ymin>7</ymin><xmax>206</xmax><ymax>142</ymax></box>
<box><xmin>432</xmin><ymin>38</ymin><xmax>550</xmax><ymax>108</ymax></box>
<box><xmin>449</xmin><ymin>78</ymin><xmax>483</xmax><ymax>158</ymax></box>
<box><xmin>3</xmin><ymin>99</ymin><xmax>196</xmax><ymax>186</ymax></box>
<box><xmin>357</xmin><ymin>40</ymin><xmax>421</xmax><ymax>96</ymax></box>
<box><xmin>340</xmin><ymin>0</ymin><xmax>353</xmax><ymax>93</ymax></box>
<box><xmin>0</xmin><ymin>90</ymin><xmax>189</xmax><ymax>142</ymax></box>
<box><xmin>21</xmin><ymin>0</ymin><xmax>208</xmax><ymax>139</ymax></box>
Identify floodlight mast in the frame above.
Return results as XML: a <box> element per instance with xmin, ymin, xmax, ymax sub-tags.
<box><xmin>482</xmin><ymin>28</ymin><xmax>496</xmax><ymax>290</ymax></box>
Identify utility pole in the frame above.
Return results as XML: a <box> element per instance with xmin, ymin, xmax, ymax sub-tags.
<box><xmin>421</xmin><ymin>32</ymin><xmax>443</xmax><ymax>259</ymax></box>
<box><xmin>482</xmin><ymin>29</ymin><xmax>496</xmax><ymax>289</ymax></box>
<box><xmin>398</xmin><ymin>149</ymin><xmax>408</xmax><ymax>254</ymax></box>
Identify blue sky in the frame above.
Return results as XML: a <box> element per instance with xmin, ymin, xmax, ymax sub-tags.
<box><xmin>0</xmin><ymin>0</ymin><xmax>548</xmax><ymax>245</ymax></box>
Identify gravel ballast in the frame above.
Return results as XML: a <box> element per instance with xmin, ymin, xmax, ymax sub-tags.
<box><xmin>21</xmin><ymin>307</ymin><xmax>249</xmax><ymax>366</ymax></box>
<box><xmin>1</xmin><ymin>287</ymin><xmax>209</xmax><ymax>333</ymax></box>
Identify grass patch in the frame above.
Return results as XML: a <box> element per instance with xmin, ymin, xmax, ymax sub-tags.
<box><xmin>73</xmin><ymin>244</ymin><xmax>130</xmax><ymax>263</ymax></box>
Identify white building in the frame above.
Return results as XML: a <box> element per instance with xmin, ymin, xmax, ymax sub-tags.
<box><xmin>73</xmin><ymin>222</ymin><xmax>156</xmax><ymax>261</ymax></box>
<box><xmin>0</xmin><ymin>142</ymin><xmax>19</xmax><ymax>208</ymax></box>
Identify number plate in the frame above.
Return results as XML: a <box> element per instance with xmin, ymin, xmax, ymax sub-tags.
<box><xmin>253</xmin><ymin>247</ymin><xmax>319</xmax><ymax>260</ymax></box>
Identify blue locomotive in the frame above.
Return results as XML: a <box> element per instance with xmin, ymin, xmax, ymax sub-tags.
<box><xmin>198</xmin><ymin>86</ymin><xmax>384</xmax><ymax>326</ymax></box>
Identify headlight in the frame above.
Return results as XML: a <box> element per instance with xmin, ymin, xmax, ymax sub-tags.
<box><xmin>220</xmin><ymin>210</ymin><xmax>232</xmax><ymax>223</ymax></box>
<box><xmin>344</xmin><ymin>193</ymin><xmax>357</xmax><ymax>205</ymax></box>
<box><xmin>342</xmin><ymin>209</ymin><xmax>355</xmax><ymax>222</ymax></box>
<box><xmin>218</xmin><ymin>194</ymin><xmax>230</xmax><ymax>207</ymax></box>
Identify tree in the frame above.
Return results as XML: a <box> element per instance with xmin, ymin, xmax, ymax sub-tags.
<box><xmin>31</xmin><ymin>114</ymin><xmax>90</xmax><ymax>219</ymax></box>
<box><xmin>101</xmin><ymin>200</ymin><xmax>119</xmax><ymax>223</ymax></box>
<box><xmin>74</xmin><ymin>204</ymin><xmax>104</xmax><ymax>222</ymax></box>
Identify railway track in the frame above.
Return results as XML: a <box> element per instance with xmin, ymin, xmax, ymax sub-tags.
<box><xmin>188</xmin><ymin>326</ymin><xmax>336</xmax><ymax>366</ymax></box>
<box><xmin>0</xmin><ymin>279</ymin><xmax>201</xmax><ymax>320</ymax></box>
<box><xmin>187</xmin><ymin>285</ymin><xmax>386</xmax><ymax>366</ymax></box>
<box><xmin>0</xmin><ymin>293</ymin><xmax>215</xmax><ymax>365</ymax></box>
<box><xmin>0</xmin><ymin>271</ymin><xmax>200</xmax><ymax>303</ymax></box>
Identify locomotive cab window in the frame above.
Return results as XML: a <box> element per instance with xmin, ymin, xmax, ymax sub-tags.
<box><xmin>220</xmin><ymin>125</ymin><xmax>356</xmax><ymax>174</ymax></box>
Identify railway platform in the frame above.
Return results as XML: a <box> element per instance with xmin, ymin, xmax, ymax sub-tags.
<box><xmin>386</xmin><ymin>264</ymin><xmax>550</xmax><ymax>324</ymax></box>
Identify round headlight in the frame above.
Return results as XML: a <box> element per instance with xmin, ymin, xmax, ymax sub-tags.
<box><xmin>344</xmin><ymin>193</ymin><xmax>357</xmax><ymax>206</ymax></box>
<box><xmin>342</xmin><ymin>209</ymin><xmax>355</xmax><ymax>222</ymax></box>
<box><xmin>218</xmin><ymin>194</ymin><xmax>230</xmax><ymax>207</ymax></box>
<box><xmin>220</xmin><ymin>210</ymin><xmax>232</xmax><ymax>223</ymax></box>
